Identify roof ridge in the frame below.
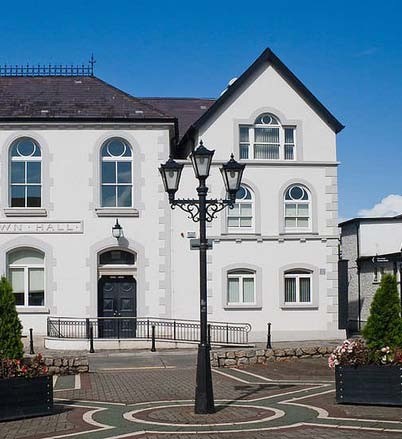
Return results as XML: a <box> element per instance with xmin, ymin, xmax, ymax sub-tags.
<box><xmin>91</xmin><ymin>76</ymin><xmax>170</xmax><ymax>117</ymax></box>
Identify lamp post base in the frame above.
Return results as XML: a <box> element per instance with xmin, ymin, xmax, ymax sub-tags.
<box><xmin>194</xmin><ymin>343</ymin><xmax>215</xmax><ymax>414</ymax></box>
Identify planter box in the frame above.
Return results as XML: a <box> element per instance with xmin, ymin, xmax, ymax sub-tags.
<box><xmin>0</xmin><ymin>375</ymin><xmax>53</xmax><ymax>421</ymax></box>
<box><xmin>335</xmin><ymin>365</ymin><xmax>402</xmax><ymax>406</ymax></box>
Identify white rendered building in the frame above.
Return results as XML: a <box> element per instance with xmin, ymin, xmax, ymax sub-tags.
<box><xmin>0</xmin><ymin>49</ymin><xmax>344</xmax><ymax>348</ymax></box>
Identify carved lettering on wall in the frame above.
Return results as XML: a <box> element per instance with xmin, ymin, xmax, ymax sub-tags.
<box><xmin>0</xmin><ymin>221</ymin><xmax>83</xmax><ymax>234</ymax></box>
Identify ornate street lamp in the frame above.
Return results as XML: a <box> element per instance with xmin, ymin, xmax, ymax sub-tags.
<box><xmin>159</xmin><ymin>141</ymin><xmax>245</xmax><ymax>414</ymax></box>
<box><xmin>112</xmin><ymin>219</ymin><xmax>123</xmax><ymax>239</ymax></box>
<box><xmin>159</xmin><ymin>157</ymin><xmax>184</xmax><ymax>202</ymax></box>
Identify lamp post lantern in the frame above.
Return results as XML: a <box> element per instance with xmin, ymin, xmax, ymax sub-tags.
<box><xmin>159</xmin><ymin>141</ymin><xmax>245</xmax><ymax>414</ymax></box>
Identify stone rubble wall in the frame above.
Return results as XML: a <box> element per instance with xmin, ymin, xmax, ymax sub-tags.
<box><xmin>211</xmin><ymin>346</ymin><xmax>334</xmax><ymax>367</ymax></box>
<box><xmin>43</xmin><ymin>356</ymin><xmax>89</xmax><ymax>375</ymax></box>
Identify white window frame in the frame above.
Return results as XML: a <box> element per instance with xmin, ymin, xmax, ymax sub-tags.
<box><xmin>284</xmin><ymin>185</ymin><xmax>311</xmax><ymax>232</ymax></box>
<box><xmin>227</xmin><ymin>185</ymin><xmax>255</xmax><ymax>233</ymax></box>
<box><xmin>239</xmin><ymin>113</ymin><xmax>296</xmax><ymax>161</ymax></box>
<box><xmin>9</xmin><ymin>138</ymin><xmax>42</xmax><ymax>208</ymax></box>
<box><xmin>101</xmin><ymin>139</ymin><xmax>133</xmax><ymax>208</ymax></box>
<box><xmin>227</xmin><ymin>271</ymin><xmax>256</xmax><ymax>305</ymax></box>
<box><xmin>8</xmin><ymin>250</ymin><xmax>45</xmax><ymax>308</ymax></box>
<box><xmin>284</xmin><ymin>271</ymin><xmax>312</xmax><ymax>305</ymax></box>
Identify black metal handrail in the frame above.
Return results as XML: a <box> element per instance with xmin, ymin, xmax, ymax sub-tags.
<box><xmin>47</xmin><ymin>316</ymin><xmax>252</xmax><ymax>346</ymax></box>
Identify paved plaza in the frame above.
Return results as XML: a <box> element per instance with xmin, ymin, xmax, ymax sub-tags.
<box><xmin>1</xmin><ymin>351</ymin><xmax>402</xmax><ymax>438</ymax></box>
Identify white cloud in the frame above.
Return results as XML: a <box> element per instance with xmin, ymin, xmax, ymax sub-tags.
<box><xmin>358</xmin><ymin>194</ymin><xmax>402</xmax><ymax>217</ymax></box>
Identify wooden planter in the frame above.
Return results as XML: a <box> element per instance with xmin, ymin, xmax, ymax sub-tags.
<box><xmin>335</xmin><ymin>364</ymin><xmax>402</xmax><ymax>406</ymax></box>
<box><xmin>0</xmin><ymin>375</ymin><xmax>53</xmax><ymax>421</ymax></box>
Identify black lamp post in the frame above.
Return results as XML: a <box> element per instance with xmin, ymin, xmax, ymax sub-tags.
<box><xmin>159</xmin><ymin>141</ymin><xmax>245</xmax><ymax>414</ymax></box>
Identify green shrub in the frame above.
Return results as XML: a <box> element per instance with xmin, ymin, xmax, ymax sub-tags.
<box><xmin>362</xmin><ymin>274</ymin><xmax>402</xmax><ymax>350</ymax></box>
<box><xmin>0</xmin><ymin>276</ymin><xmax>24</xmax><ymax>359</ymax></box>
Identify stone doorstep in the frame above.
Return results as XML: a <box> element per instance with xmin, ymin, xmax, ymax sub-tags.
<box><xmin>210</xmin><ymin>345</ymin><xmax>334</xmax><ymax>368</ymax></box>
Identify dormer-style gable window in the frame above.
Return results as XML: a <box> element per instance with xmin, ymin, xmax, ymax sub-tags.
<box><xmin>239</xmin><ymin>113</ymin><xmax>295</xmax><ymax>160</ymax></box>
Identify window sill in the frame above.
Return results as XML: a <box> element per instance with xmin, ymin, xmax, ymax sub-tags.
<box><xmin>281</xmin><ymin>305</ymin><xmax>318</xmax><ymax>310</ymax></box>
<box><xmin>95</xmin><ymin>208</ymin><xmax>139</xmax><ymax>217</ymax></box>
<box><xmin>280</xmin><ymin>231</ymin><xmax>316</xmax><ymax>235</ymax></box>
<box><xmin>224</xmin><ymin>305</ymin><xmax>262</xmax><ymax>310</ymax></box>
<box><xmin>16</xmin><ymin>306</ymin><xmax>50</xmax><ymax>314</ymax></box>
<box><xmin>4</xmin><ymin>208</ymin><xmax>47</xmax><ymax>217</ymax></box>
<box><xmin>222</xmin><ymin>231</ymin><xmax>260</xmax><ymax>236</ymax></box>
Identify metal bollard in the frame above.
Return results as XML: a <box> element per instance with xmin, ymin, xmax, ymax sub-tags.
<box><xmin>89</xmin><ymin>324</ymin><xmax>95</xmax><ymax>353</ymax></box>
<box><xmin>266</xmin><ymin>322</ymin><xmax>272</xmax><ymax>349</ymax></box>
<box><xmin>151</xmin><ymin>325</ymin><xmax>156</xmax><ymax>352</ymax></box>
<box><xmin>29</xmin><ymin>328</ymin><xmax>35</xmax><ymax>355</ymax></box>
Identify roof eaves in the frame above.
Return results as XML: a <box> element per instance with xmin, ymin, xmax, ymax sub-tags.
<box><xmin>339</xmin><ymin>216</ymin><xmax>402</xmax><ymax>227</ymax></box>
<box><xmin>0</xmin><ymin>116</ymin><xmax>177</xmax><ymax>123</ymax></box>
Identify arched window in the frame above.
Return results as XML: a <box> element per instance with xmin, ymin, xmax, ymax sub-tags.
<box><xmin>284</xmin><ymin>269</ymin><xmax>312</xmax><ymax>304</ymax></box>
<box><xmin>101</xmin><ymin>138</ymin><xmax>132</xmax><ymax>207</ymax></box>
<box><xmin>10</xmin><ymin>138</ymin><xmax>42</xmax><ymax>207</ymax></box>
<box><xmin>284</xmin><ymin>184</ymin><xmax>310</xmax><ymax>230</ymax></box>
<box><xmin>227</xmin><ymin>269</ymin><xmax>256</xmax><ymax>305</ymax></box>
<box><xmin>227</xmin><ymin>185</ymin><xmax>254</xmax><ymax>231</ymax></box>
<box><xmin>7</xmin><ymin>248</ymin><xmax>45</xmax><ymax>307</ymax></box>
<box><xmin>239</xmin><ymin>113</ymin><xmax>295</xmax><ymax>160</ymax></box>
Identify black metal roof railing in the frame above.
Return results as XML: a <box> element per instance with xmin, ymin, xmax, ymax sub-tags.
<box><xmin>0</xmin><ymin>55</ymin><xmax>95</xmax><ymax>77</ymax></box>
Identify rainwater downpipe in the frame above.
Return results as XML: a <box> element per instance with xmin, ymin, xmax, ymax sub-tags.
<box><xmin>356</xmin><ymin>222</ymin><xmax>361</xmax><ymax>331</ymax></box>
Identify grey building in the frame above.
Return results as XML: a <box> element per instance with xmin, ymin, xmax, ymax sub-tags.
<box><xmin>339</xmin><ymin>216</ymin><xmax>402</xmax><ymax>334</ymax></box>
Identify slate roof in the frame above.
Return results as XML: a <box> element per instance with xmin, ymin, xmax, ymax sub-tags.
<box><xmin>141</xmin><ymin>97</ymin><xmax>215</xmax><ymax>139</ymax></box>
<box><xmin>0</xmin><ymin>76</ymin><xmax>171</xmax><ymax>121</ymax></box>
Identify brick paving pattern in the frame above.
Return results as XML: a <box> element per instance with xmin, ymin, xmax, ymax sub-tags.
<box><xmin>0</xmin><ymin>406</ymin><xmax>93</xmax><ymax>439</ymax></box>
<box><xmin>1</xmin><ymin>357</ymin><xmax>402</xmax><ymax>438</ymax></box>
<box><xmin>136</xmin><ymin>427</ymin><xmax>402</xmax><ymax>438</ymax></box>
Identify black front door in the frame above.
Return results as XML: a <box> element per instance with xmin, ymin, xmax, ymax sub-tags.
<box><xmin>98</xmin><ymin>275</ymin><xmax>137</xmax><ymax>338</ymax></box>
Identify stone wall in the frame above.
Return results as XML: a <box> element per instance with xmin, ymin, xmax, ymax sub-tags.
<box><xmin>44</xmin><ymin>356</ymin><xmax>89</xmax><ymax>375</ymax></box>
<box><xmin>211</xmin><ymin>346</ymin><xmax>334</xmax><ymax>368</ymax></box>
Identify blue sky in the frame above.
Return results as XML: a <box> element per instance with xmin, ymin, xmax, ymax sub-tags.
<box><xmin>1</xmin><ymin>0</ymin><xmax>401</xmax><ymax>220</ymax></box>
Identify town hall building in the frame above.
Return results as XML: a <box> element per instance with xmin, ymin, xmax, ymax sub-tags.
<box><xmin>0</xmin><ymin>48</ymin><xmax>344</xmax><ymax>348</ymax></box>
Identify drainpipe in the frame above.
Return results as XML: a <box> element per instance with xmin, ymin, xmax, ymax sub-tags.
<box><xmin>356</xmin><ymin>222</ymin><xmax>361</xmax><ymax>331</ymax></box>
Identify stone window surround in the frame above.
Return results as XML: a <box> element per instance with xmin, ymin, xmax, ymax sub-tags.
<box><xmin>233</xmin><ymin>107</ymin><xmax>304</xmax><ymax>162</ymax></box>
<box><xmin>279</xmin><ymin>179</ymin><xmax>318</xmax><ymax>235</ymax></box>
<box><xmin>92</xmin><ymin>132</ymin><xmax>141</xmax><ymax>217</ymax></box>
<box><xmin>220</xmin><ymin>179</ymin><xmax>261</xmax><ymax>236</ymax></box>
<box><xmin>279</xmin><ymin>262</ymin><xmax>319</xmax><ymax>309</ymax></box>
<box><xmin>222</xmin><ymin>262</ymin><xmax>262</xmax><ymax>310</ymax></box>
<box><xmin>2</xmin><ymin>132</ymin><xmax>51</xmax><ymax>217</ymax></box>
<box><xmin>0</xmin><ymin>236</ymin><xmax>55</xmax><ymax>314</ymax></box>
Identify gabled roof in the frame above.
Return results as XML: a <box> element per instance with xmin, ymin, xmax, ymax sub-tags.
<box><xmin>179</xmin><ymin>48</ymin><xmax>344</xmax><ymax>153</ymax></box>
<box><xmin>0</xmin><ymin>76</ymin><xmax>174</xmax><ymax>121</ymax></box>
<box><xmin>141</xmin><ymin>97</ymin><xmax>215</xmax><ymax>140</ymax></box>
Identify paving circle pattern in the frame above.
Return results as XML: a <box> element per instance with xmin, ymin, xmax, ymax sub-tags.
<box><xmin>125</xmin><ymin>403</ymin><xmax>283</xmax><ymax>426</ymax></box>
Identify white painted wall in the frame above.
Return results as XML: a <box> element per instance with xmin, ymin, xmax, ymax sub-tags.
<box><xmin>170</xmin><ymin>62</ymin><xmax>342</xmax><ymax>341</ymax></box>
<box><xmin>359</xmin><ymin>221</ymin><xmax>402</xmax><ymax>256</ymax></box>
<box><xmin>0</xmin><ymin>59</ymin><xmax>344</xmax><ymax>345</ymax></box>
<box><xmin>0</xmin><ymin>127</ymin><xmax>173</xmax><ymax>337</ymax></box>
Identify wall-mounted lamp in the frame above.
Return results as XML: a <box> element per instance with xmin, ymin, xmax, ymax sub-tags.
<box><xmin>112</xmin><ymin>218</ymin><xmax>123</xmax><ymax>239</ymax></box>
